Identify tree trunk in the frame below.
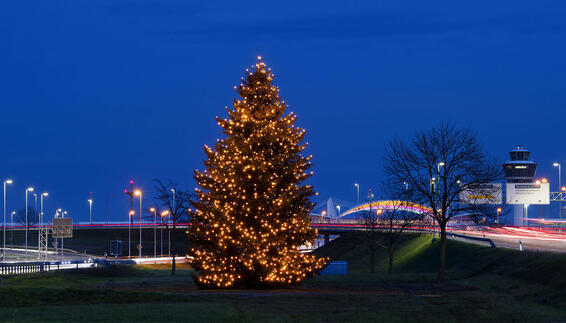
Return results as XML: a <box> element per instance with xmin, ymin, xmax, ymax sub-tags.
<box><xmin>437</xmin><ymin>223</ymin><xmax>447</xmax><ymax>280</ymax></box>
<box><xmin>171</xmin><ymin>226</ymin><xmax>176</xmax><ymax>276</ymax></box>
<box><xmin>388</xmin><ymin>242</ymin><xmax>394</xmax><ymax>275</ymax></box>
<box><xmin>370</xmin><ymin>246</ymin><xmax>375</xmax><ymax>273</ymax></box>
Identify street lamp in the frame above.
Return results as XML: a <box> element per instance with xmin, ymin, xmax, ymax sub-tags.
<box><xmin>554</xmin><ymin>163</ymin><xmax>562</xmax><ymax>225</ymax></box>
<box><xmin>3</xmin><ymin>179</ymin><xmax>12</xmax><ymax>261</ymax></box>
<box><xmin>38</xmin><ymin>192</ymin><xmax>48</xmax><ymax>259</ymax></box>
<box><xmin>25</xmin><ymin>187</ymin><xmax>34</xmax><ymax>255</ymax></box>
<box><xmin>496</xmin><ymin>207</ymin><xmax>502</xmax><ymax>224</ymax></box>
<box><xmin>128</xmin><ymin>210</ymin><xmax>135</xmax><ymax>258</ymax></box>
<box><xmin>88</xmin><ymin>197</ymin><xmax>93</xmax><ymax>224</ymax></box>
<box><xmin>336</xmin><ymin>205</ymin><xmax>341</xmax><ymax>217</ymax></box>
<box><xmin>134</xmin><ymin>190</ymin><xmax>142</xmax><ymax>261</ymax></box>
<box><xmin>437</xmin><ymin>162</ymin><xmax>445</xmax><ymax>177</ymax></box>
<box><xmin>430</xmin><ymin>177</ymin><xmax>436</xmax><ymax>237</ymax></box>
<box><xmin>354</xmin><ymin>183</ymin><xmax>359</xmax><ymax>205</ymax></box>
<box><xmin>10</xmin><ymin>211</ymin><xmax>15</xmax><ymax>249</ymax></box>
<box><xmin>149</xmin><ymin>207</ymin><xmax>157</xmax><ymax>262</ymax></box>
<box><xmin>161</xmin><ymin>210</ymin><xmax>170</xmax><ymax>257</ymax></box>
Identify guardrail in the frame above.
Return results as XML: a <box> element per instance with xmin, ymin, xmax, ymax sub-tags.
<box><xmin>0</xmin><ymin>259</ymin><xmax>99</xmax><ymax>277</ymax></box>
<box><xmin>448</xmin><ymin>233</ymin><xmax>496</xmax><ymax>248</ymax></box>
<box><xmin>0</xmin><ymin>262</ymin><xmax>52</xmax><ymax>276</ymax></box>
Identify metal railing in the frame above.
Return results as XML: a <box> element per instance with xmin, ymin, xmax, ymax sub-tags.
<box><xmin>0</xmin><ymin>259</ymin><xmax>98</xmax><ymax>277</ymax></box>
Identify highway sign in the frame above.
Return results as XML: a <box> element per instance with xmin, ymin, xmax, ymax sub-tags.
<box><xmin>506</xmin><ymin>183</ymin><xmax>550</xmax><ymax>205</ymax></box>
<box><xmin>459</xmin><ymin>183</ymin><xmax>502</xmax><ymax>204</ymax></box>
<box><xmin>52</xmin><ymin>218</ymin><xmax>73</xmax><ymax>238</ymax></box>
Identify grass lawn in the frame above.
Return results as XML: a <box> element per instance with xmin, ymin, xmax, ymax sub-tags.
<box><xmin>2</xmin><ymin>233</ymin><xmax>566</xmax><ymax>322</ymax></box>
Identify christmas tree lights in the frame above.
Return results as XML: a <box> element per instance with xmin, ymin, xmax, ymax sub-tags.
<box><xmin>190</xmin><ymin>56</ymin><xmax>327</xmax><ymax>288</ymax></box>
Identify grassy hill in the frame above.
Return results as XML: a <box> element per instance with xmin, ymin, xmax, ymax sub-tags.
<box><xmin>3</xmin><ymin>232</ymin><xmax>566</xmax><ymax>321</ymax></box>
<box><xmin>314</xmin><ymin>232</ymin><xmax>566</xmax><ymax>298</ymax></box>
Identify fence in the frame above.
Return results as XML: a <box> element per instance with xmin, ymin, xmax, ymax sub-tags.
<box><xmin>449</xmin><ymin>233</ymin><xmax>496</xmax><ymax>248</ymax></box>
<box><xmin>0</xmin><ymin>260</ymin><xmax>98</xmax><ymax>277</ymax></box>
<box><xmin>0</xmin><ymin>262</ymin><xmax>51</xmax><ymax>276</ymax></box>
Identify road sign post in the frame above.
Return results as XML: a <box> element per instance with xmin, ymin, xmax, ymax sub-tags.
<box><xmin>52</xmin><ymin>218</ymin><xmax>72</xmax><ymax>261</ymax></box>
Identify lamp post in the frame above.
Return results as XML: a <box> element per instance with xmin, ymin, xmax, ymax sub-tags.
<box><xmin>150</xmin><ymin>207</ymin><xmax>156</xmax><ymax>262</ymax></box>
<box><xmin>3</xmin><ymin>179</ymin><xmax>12</xmax><ymax>261</ymax></box>
<box><xmin>434</xmin><ymin>162</ymin><xmax>445</xmax><ymax>238</ymax></box>
<box><xmin>336</xmin><ymin>205</ymin><xmax>341</xmax><ymax>218</ymax></box>
<box><xmin>128</xmin><ymin>210</ymin><xmax>134</xmax><ymax>258</ymax></box>
<box><xmin>553</xmin><ymin>163</ymin><xmax>562</xmax><ymax>227</ymax></box>
<box><xmin>25</xmin><ymin>187</ymin><xmax>34</xmax><ymax>256</ymax></box>
<box><xmin>134</xmin><ymin>190</ymin><xmax>142</xmax><ymax>261</ymax></box>
<box><xmin>10</xmin><ymin>211</ymin><xmax>15</xmax><ymax>250</ymax></box>
<box><xmin>354</xmin><ymin>183</ymin><xmax>359</xmax><ymax>205</ymax></box>
<box><xmin>496</xmin><ymin>207</ymin><xmax>502</xmax><ymax>224</ymax></box>
<box><xmin>170</xmin><ymin>188</ymin><xmax>175</xmax><ymax>260</ymax></box>
<box><xmin>430</xmin><ymin>177</ymin><xmax>435</xmax><ymax>237</ymax></box>
<box><xmin>88</xmin><ymin>196</ymin><xmax>93</xmax><ymax>224</ymax></box>
<box><xmin>367</xmin><ymin>190</ymin><xmax>374</xmax><ymax>223</ymax></box>
<box><xmin>161</xmin><ymin>210</ymin><xmax>169</xmax><ymax>257</ymax></box>
<box><xmin>38</xmin><ymin>192</ymin><xmax>48</xmax><ymax>259</ymax></box>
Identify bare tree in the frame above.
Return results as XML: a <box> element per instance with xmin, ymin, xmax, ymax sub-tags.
<box><xmin>153</xmin><ymin>179</ymin><xmax>193</xmax><ymax>276</ymax></box>
<box><xmin>384</xmin><ymin>123</ymin><xmax>502</xmax><ymax>280</ymax></box>
<box><xmin>379</xmin><ymin>180</ymin><xmax>424</xmax><ymax>274</ymax></box>
<box><xmin>15</xmin><ymin>208</ymin><xmax>39</xmax><ymax>229</ymax></box>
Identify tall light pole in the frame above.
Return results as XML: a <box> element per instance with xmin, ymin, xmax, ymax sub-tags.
<box><xmin>430</xmin><ymin>177</ymin><xmax>436</xmax><ymax>238</ymax></box>
<box><xmin>25</xmin><ymin>187</ymin><xmax>34</xmax><ymax>255</ymax></box>
<box><xmin>437</xmin><ymin>162</ymin><xmax>445</xmax><ymax>177</ymax></box>
<box><xmin>367</xmin><ymin>189</ymin><xmax>374</xmax><ymax>221</ymax></box>
<box><xmin>161</xmin><ymin>210</ymin><xmax>169</xmax><ymax>257</ymax></box>
<box><xmin>496</xmin><ymin>207</ymin><xmax>502</xmax><ymax>224</ymax></box>
<box><xmin>88</xmin><ymin>196</ymin><xmax>93</xmax><ymax>224</ymax></box>
<box><xmin>3</xmin><ymin>179</ymin><xmax>12</xmax><ymax>261</ymax></box>
<box><xmin>10</xmin><ymin>211</ymin><xmax>15</xmax><ymax>249</ymax></box>
<box><xmin>553</xmin><ymin>163</ymin><xmax>561</xmax><ymax>227</ymax></box>
<box><xmin>354</xmin><ymin>183</ymin><xmax>359</xmax><ymax>205</ymax></box>
<box><xmin>434</xmin><ymin>162</ymin><xmax>445</xmax><ymax>238</ymax></box>
<box><xmin>150</xmin><ymin>207</ymin><xmax>156</xmax><ymax>262</ymax></box>
<box><xmin>336</xmin><ymin>205</ymin><xmax>341</xmax><ymax>218</ymax></box>
<box><xmin>128</xmin><ymin>210</ymin><xmax>134</xmax><ymax>258</ymax></box>
<box><xmin>38</xmin><ymin>192</ymin><xmax>48</xmax><ymax>259</ymax></box>
<box><xmin>134</xmin><ymin>190</ymin><xmax>142</xmax><ymax>261</ymax></box>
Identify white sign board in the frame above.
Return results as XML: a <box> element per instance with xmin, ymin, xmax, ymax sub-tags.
<box><xmin>52</xmin><ymin>218</ymin><xmax>73</xmax><ymax>238</ymax></box>
<box><xmin>459</xmin><ymin>183</ymin><xmax>502</xmax><ymax>204</ymax></box>
<box><xmin>506</xmin><ymin>183</ymin><xmax>550</xmax><ymax>205</ymax></box>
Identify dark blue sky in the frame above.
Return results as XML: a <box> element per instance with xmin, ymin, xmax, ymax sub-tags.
<box><xmin>1</xmin><ymin>1</ymin><xmax>565</xmax><ymax>222</ymax></box>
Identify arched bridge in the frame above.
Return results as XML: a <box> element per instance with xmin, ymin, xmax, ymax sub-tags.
<box><xmin>339</xmin><ymin>200</ymin><xmax>432</xmax><ymax>218</ymax></box>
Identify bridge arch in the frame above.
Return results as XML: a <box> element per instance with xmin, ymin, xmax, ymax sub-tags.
<box><xmin>340</xmin><ymin>200</ymin><xmax>432</xmax><ymax>218</ymax></box>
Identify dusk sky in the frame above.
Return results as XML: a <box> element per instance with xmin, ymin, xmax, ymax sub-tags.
<box><xmin>1</xmin><ymin>1</ymin><xmax>566</xmax><ymax>222</ymax></box>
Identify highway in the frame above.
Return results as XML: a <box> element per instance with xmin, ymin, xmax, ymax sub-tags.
<box><xmin>4</xmin><ymin>220</ymin><xmax>566</xmax><ymax>254</ymax></box>
<box><xmin>311</xmin><ymin>220</ymin><xmax>566</xmax><ymax>253</ymax></box>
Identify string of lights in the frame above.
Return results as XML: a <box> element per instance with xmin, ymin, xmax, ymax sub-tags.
<box><xmin>190</xmin><ymin>57</ymin><xmax>327</xmax><ymax>288</ymax></box>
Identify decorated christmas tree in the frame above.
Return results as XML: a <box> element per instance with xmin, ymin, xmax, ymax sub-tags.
<box><xmin>190</xmin><ymin>57</ymin><xmax>327</xmax><ymax>289</ymax></box>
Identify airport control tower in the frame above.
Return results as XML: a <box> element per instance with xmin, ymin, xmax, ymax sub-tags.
<box><xmin>502</xmin><ymin>146</ymin><xmax>538</xmax><ymax>225</ymax></box>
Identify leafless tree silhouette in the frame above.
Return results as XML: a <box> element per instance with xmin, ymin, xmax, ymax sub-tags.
<box><xmin>384</xmin><ymin>123</ymin><xmax>502</xmax><ymax>280</ymax></box>
<box><xmin>153</xmin><ymin>179</ymin><xmax>193</xmax><ymax>275</ymax></box>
